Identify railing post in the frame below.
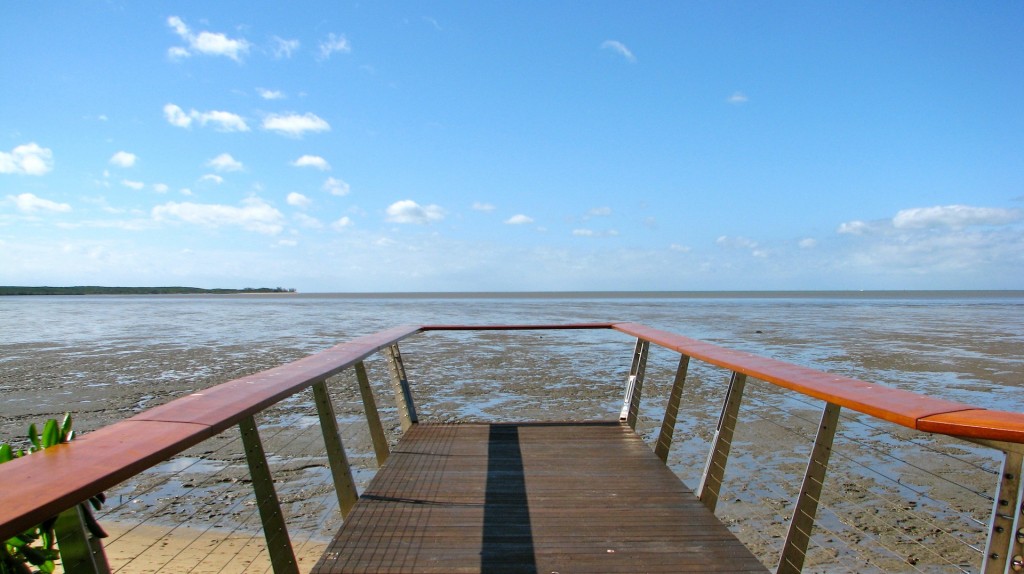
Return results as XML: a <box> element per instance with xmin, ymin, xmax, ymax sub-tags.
<box><xmin>778</xmin><ymin>401</ymin><xmax>841</xmax><ymax>574</ymax></box>
<box><xmin>982</xmin><ymin>447</ymin><xmax>1024</xmax><ymax>574</ymax></box>
<box><xmin>619</xmin><ymin>338</ymin><xmax>650</xmax><ymax>430</ymax></box>
<box><xmin>55</xmin><ymin>504</ymin><xmax>111</xmax><ymax>574</ymax></box>
<box><xmin>312</xmin><ymin>380</ymin><xmax>360</xmax><ymax>518</ymax></box>
<box><xmin>238</xmin><ymin>415</ymin><xmax>299</xmax><ymax>574</ymax></box>
<box><xmin>355</xmin><ymin>360</ymin><xmax>391</xmax><ymax>465</ymax></box>
<box><xmin>698</xmin><ymin>371</ymin><xmax>747</xmax><ymax>512</ymax></box>
<box><xmin>655</xmin><ymin>354</ymin><xmax>690</xmax><ymax>462</ymax></box>
<box><xmin>386</xmin><ymin>343</ymin><xmax>418</xmax><ymax>433</ymax></box>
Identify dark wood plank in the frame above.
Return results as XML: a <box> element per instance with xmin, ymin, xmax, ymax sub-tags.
<box><xmin>314</xmin><ymin>422</ymin><xmax>767</xmax><ymax>573</ymax></box>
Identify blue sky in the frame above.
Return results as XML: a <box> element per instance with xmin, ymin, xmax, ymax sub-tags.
<box><xmin>2</xmin><ymin>2</ymin><xmax>1022</xmax><ymax>292</ymax></box>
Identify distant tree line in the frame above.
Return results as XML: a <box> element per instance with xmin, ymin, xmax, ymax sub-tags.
<box><xmin>0</xmin><ymin>286</ymin><xmax>297</xmax><ymax>296</ymax></box>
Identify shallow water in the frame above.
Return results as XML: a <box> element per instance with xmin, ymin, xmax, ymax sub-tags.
<box><xmin>1</xmin><ymin>292</ymin><xmax>1022</xmax><ymax>439</ymax></box>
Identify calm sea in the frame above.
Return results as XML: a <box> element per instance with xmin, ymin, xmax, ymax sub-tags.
<box><xmin>1</xmin><ymin>291</ymin><xmax>1022</xmax><ymax>437</ymax></box>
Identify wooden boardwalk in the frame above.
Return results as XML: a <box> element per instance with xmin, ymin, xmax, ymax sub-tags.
<box><xmin>314</xmin><ymin>421</ymin><xmax>767</xmax><ymax>573</ymax></box>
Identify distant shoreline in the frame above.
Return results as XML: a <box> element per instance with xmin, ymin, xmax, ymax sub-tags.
<box><xmin>0</xmin><ymin>286</ymin><xmax>297</xmax><ymax>296</ymax></box>
<box><xmin>2</xmin><ymin>287</ymin><xmax>1021</xmax><ymax>299</ymax></box>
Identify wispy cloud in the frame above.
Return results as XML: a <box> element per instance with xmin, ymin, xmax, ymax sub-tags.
<box><xmin>601</xmin><ymin>40</ymin><xmax>636</xmax><ymax>63</ymax></box>
<box><xmin>262</xmin><ymin>113</ymin><xmax>330</xmax><ymax>137</ymax></box>
<box><xmin>167</xmin><ymin>16</ymin><xmax>250</xmax><ymax>62</ymax></box>
<box><xmin>892</xmin><ymin>205</ymin><xmax>1021</xmax><ymax>229</ymax></box>
<box><xmin>257</xmin><ymin>88</ymin><xmax>286</xmax><ymax>100</ymax></box>
<box><xmin>164</xmin><ymin>104</ymin><xmax>249</xmax><ymax>132</ymax></box>
<box><xmin>573</xmin><ymin>228</ymin><xmax>620</xmax><ymax>238</ymax></box>
<box><xmin>287</xmin><ymin>192</ymin><xmax>311</xmax><ymax>208</ymax></box>
<box><xmin>291</xmin><ymin>155</ymin><xmax>331</xmax><ymax>171</ymax></box>
<box><xmin>505</xmin><ymin>214</ymin><xmax>534</xmax><ymax>225</ymax></box>
<box><xmin>323</xmin><ymin>177</ymin><xmax>350</xmax><ymax>196</ymax></box>
<box><xmin>109</xmin><ymin>151</ymin><xmax>137</xmax><ymax>168</ymax></box>
<box><xmin>0</xmin><ymin>143</ymin><xmax>54</xmax><ymax>176</ymax></box>
<box><xmin>386</xmin><ymin>200</ymin><xmax>444</xmax><ymax>224</ymax></box>
<box><xmin>727</xmin><ymin>91</ymin><xmax>749</xmax><ymax>105</ymax></box>
<box><xmin>472</xmin><ymin>202</ymin><xmax>496</xmax><ymax>212</ymax></box>
<box><xmin>271</xmin><ymin>36</ymin><xmax>299</xmax><ymax>59</ymax></box>
<box><xmin>318</xmin><ymin>33</ymin><xmax>351</xmax><ymax>60</ymax></box>
<box><xmin>121</xmin><ymin>179</ymin><xmax>145</xmax><ymax>191</ymax></box>
<box><xmin>207</xmin><ymin>153</ymin><xmax>244</xmax><ymax>172</ymax></box>
<box><xmin>7</xmin><ymin>192</ymin><xmax>71</xmax><ymax>213</ymax></box>
<box><xmin>152</xmin><ymin>198</ymin><xmax>284</xmax><ymax>234</ymax></box>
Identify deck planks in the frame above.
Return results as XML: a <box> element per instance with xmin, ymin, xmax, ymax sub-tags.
<box><xmin>314</xmin><ymin>421</ymin><xmax>767</xmax><ymax>573</ymax></box>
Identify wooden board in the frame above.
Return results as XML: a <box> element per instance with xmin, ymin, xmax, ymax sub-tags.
<box><xmin>314</xmin><ymin>422</ymin><xmax>767</xmax><ymax>573</ymax></box>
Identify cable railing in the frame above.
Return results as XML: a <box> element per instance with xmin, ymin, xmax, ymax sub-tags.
<box><xmin>1</xmin><ymin>323</ymin><xmax>1022</xmax><ymax>573</ymax></box>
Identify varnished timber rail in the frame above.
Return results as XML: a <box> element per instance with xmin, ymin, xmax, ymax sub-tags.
<box><xmin>1</xmin><ymin>322</ymin><xmax>1023</xmax><ymax>573</ymax></box>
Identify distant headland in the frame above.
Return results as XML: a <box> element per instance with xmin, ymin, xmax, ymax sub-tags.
<box><xmin>0</xmin><ymin>286</ymin><xmax>297</xmax><ymax>296</ymax></box>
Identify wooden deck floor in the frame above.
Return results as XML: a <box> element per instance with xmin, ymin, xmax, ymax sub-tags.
<box><xmin>313</xmin><ymin>421</ymin><xmax>767</xmax><ymax>573</ymax></box>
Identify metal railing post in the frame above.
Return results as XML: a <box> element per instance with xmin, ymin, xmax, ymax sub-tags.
<box><xmin>982</xmin><ymin>447</ymin><xmax>1024</xmax><ymax>574</ymax></box>
<box><xmin>355</xmin><ymin>360</ymin><xmax>391</xmax><ymax>465</ymax></box>
<box><xmin>54</xmin><ymin>504</ymin><xmax>111</xmax><ymax>574</ymax></box>
<box><xmin>386</xmin><ymin>344</ymin><xmax>418</xmax><ymax>433</ymax></box>
<box><xmin>698</xmin><ymin>371</ymin><xmax>747</xmax><ymax>512</ymax></box>
<box><xmin>778</xmin><ymin>401</ymin><xmax>841</xmax><ymax>574</ymax></box>
<box><xmin>238</xmin><ymin>415</ymin><xmax>298</xmax><ymax>574</ymax></box>
<box><xmin>312</xmin><ymin>380</ymin><xmax>360</xmax><ymax>518</ymax></box>
<box><xmin>655</xmin><ymin>354</ymin><xmax>690</xmax><ymax>463</ymax></box>
<box><xmin>619</xmin><ymin>338</ymin><xmax>650</xmax><ymax>430</ymax></box>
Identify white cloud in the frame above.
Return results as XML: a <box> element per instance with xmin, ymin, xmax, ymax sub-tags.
<box><xmin>323</xmin><ymin>177</ymin><xmax>350</xmax><ymax>196</ymax></box>
<box><xmin>472</xmin><ymin>202</ymin><xmax>496</xmax><ymax>212</ymax></box>
<box><xmin>291</xmin><ymin>155</ymin><xmax>331</xmax><ymax>170</ymax></box>
<box><xmin>727</xmin><ymin>92</ymin><xmax>749</xmax><ymax>105</ymax></box>
<box><xmin>600</xmin><ymin>40</ymin><xmax>635</xmax><ymax>62</ymax></box>
<box><xmin>669</xmin><ymin>243</ymin><xmax>691</xmax><ymax>253</ymax></box>
<box><xmin>573</xmin><ymin>229</ymin><xmax>595</xmax><ymax>237</ymax></box>
<box><xmin>798</xmin><ymin>238</ymin><xmax>818</xmax><ymax>249</ymax></box>
<box><xmin>0</xmin><ymin>143</ymin><xmax>54</xmax><ymax>176</ymax></box>
<box><xmin>196</xmin><ymin>110</ymin><xmax>249</xmax><ymax>132</ymax></box>
<box><xmin>717</xmin><ymin>235</ymin><xmax>759</xmax><ymax>249</ymax></box>
<box><xmin>199</xmin><ymin>174</ymin><xmax>224</xmax><ymax>185</ymax></box>
<box><xmin>262</xmin><ymin>113</ymin><xmax>330</xmax><ymax>137</ymax></box>
<box><xmin>892</xmin><ymin>205</ymin><xmax>1021</xmax><ymax>230</ymax></box>
<box><xmin>207</xmin><ymin>153</ymin><xmax>244</xmax><ymax>172</ymax></box>
<box><xmin>164</xmin><ymin>104</ymin><xmax>249</xmax><ymax>132</ymax></box>
<box><xmin>167</xmin><ymin>16</ymin><xmax>250</xmax><ymax>62</ymax></box>
<box><xmin>153</xmin><ymin>183</ymin><xmax>170</xmax><ymax>194</ymax></box>
<box><xmin>505</xmin><ymin>214</ymin><xmax>534</xmax><ymax>225</ymax></box>
<box><xmin>837</xmin><ymin>220</ymin><xmax>871</xmax><ymax>235</ymax></box>
<box><xmin>152</xmin><ymin>197</ymin><xmax>284</xmax><ymax>234</ymax></box>
<box><xmin>8</xmin><ymin>192</ymin><xmax>71</xmax><ymax>213</ymax></box>
<box><xmin>271</xmin><ymin>36</ymin><xmax>300</xmax><ymax>59</ymax></box>
<box><xmin>121</xmin><ymin>179</ymin><xmax>145</xmax><ymax>190</ymax></box>
<box><xmin>386</xmin><ymin>200</ymin><xmax>444</xmax><ymax>224</ymax></box>
<box><xmin>332</xmin><ymin>216</ymin><xmax>353</xmax><ymax>230</ymax></box>
<box><xmin>293</xmin><ymin>213</ymin><xmax>323</xmax><ymax>228</ymax></box>
<box><xmin>287</xmin><ymin>192</ymin><xmax>311</xmax><ymax>208</ymax></box>
<box><xmin>258</xmin><ymin>88</ymin><xmax>285</xmax><ymax>100</ymax></box>
<box><xmin>163</xmin><ymin>104</ymin><xmax>192</xmax><ymax>128</ymax></box>
<box><xmin>278</xmin><ymin>238</ymin><xmax>298</xmax><ymax>247</ymax></box>
<box><xmin>109</xmin><ymin>151</ymin><xmax>137</xmax><ymax>168</ymax></box>
<box><xmin>318</xmin><ymin>33</ymin><xmax>351</xmax><ymax>59</ymax></box>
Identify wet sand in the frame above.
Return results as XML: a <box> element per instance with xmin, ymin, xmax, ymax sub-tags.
<box><xmin>1</xmin><ymin>329</ymin><xmax>1007</xmax><ymax>572</ymax></box>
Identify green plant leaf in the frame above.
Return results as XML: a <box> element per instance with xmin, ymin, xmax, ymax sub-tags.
<box><xmin>0</xmin><ymin>444</ymin><xmax>12</xmax><ymax>464</ymax></box>
<box><xmin>60</xmin><ymin>414</ymin><xmax>73</xmax><ymax>442</ymax></box>
<box><xmin>41</xmin><ymin>420</ymin><xmax>59</xmax><ymax>449</ymax></box>
<box><xmin>26</xmin><ymin>425</ymin><xmax>39</xmax><ymax>452</ymax></box>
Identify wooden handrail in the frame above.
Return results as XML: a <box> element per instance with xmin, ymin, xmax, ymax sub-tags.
<box><xmin>0</xmin><ymin>325</ymin><xmax>421</xmax><ymax>541</ymax></box>
<box><xmin>2</xmin><ymin>321</ymin><xmax>1021</xmax><ymax>544</ymax></box>
<box><xmin>612</xmin><ymin>322</ymin><xmax>1024</xmax><ymax>443</ymax></box>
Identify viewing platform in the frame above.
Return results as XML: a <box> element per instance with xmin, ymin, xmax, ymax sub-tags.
<box><xmin>2</xmin><ymin>323</ymin><xmax>1023</xmax><ymax>573</ymax></box>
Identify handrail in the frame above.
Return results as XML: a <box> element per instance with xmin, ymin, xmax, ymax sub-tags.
<box><xmin>1</xmin><ymin>321</ymin><xmax>1022</xmax><ymax>571</ymax></box>
<box><xmin>0</xmin><ymin>325</ymin><xmax>420</xmax><ymax>541</ymax></box>
<box><xmin>611</xmin><ymin>322</ymin><xmax>1024</xmax><ymax>443</ymax></box>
